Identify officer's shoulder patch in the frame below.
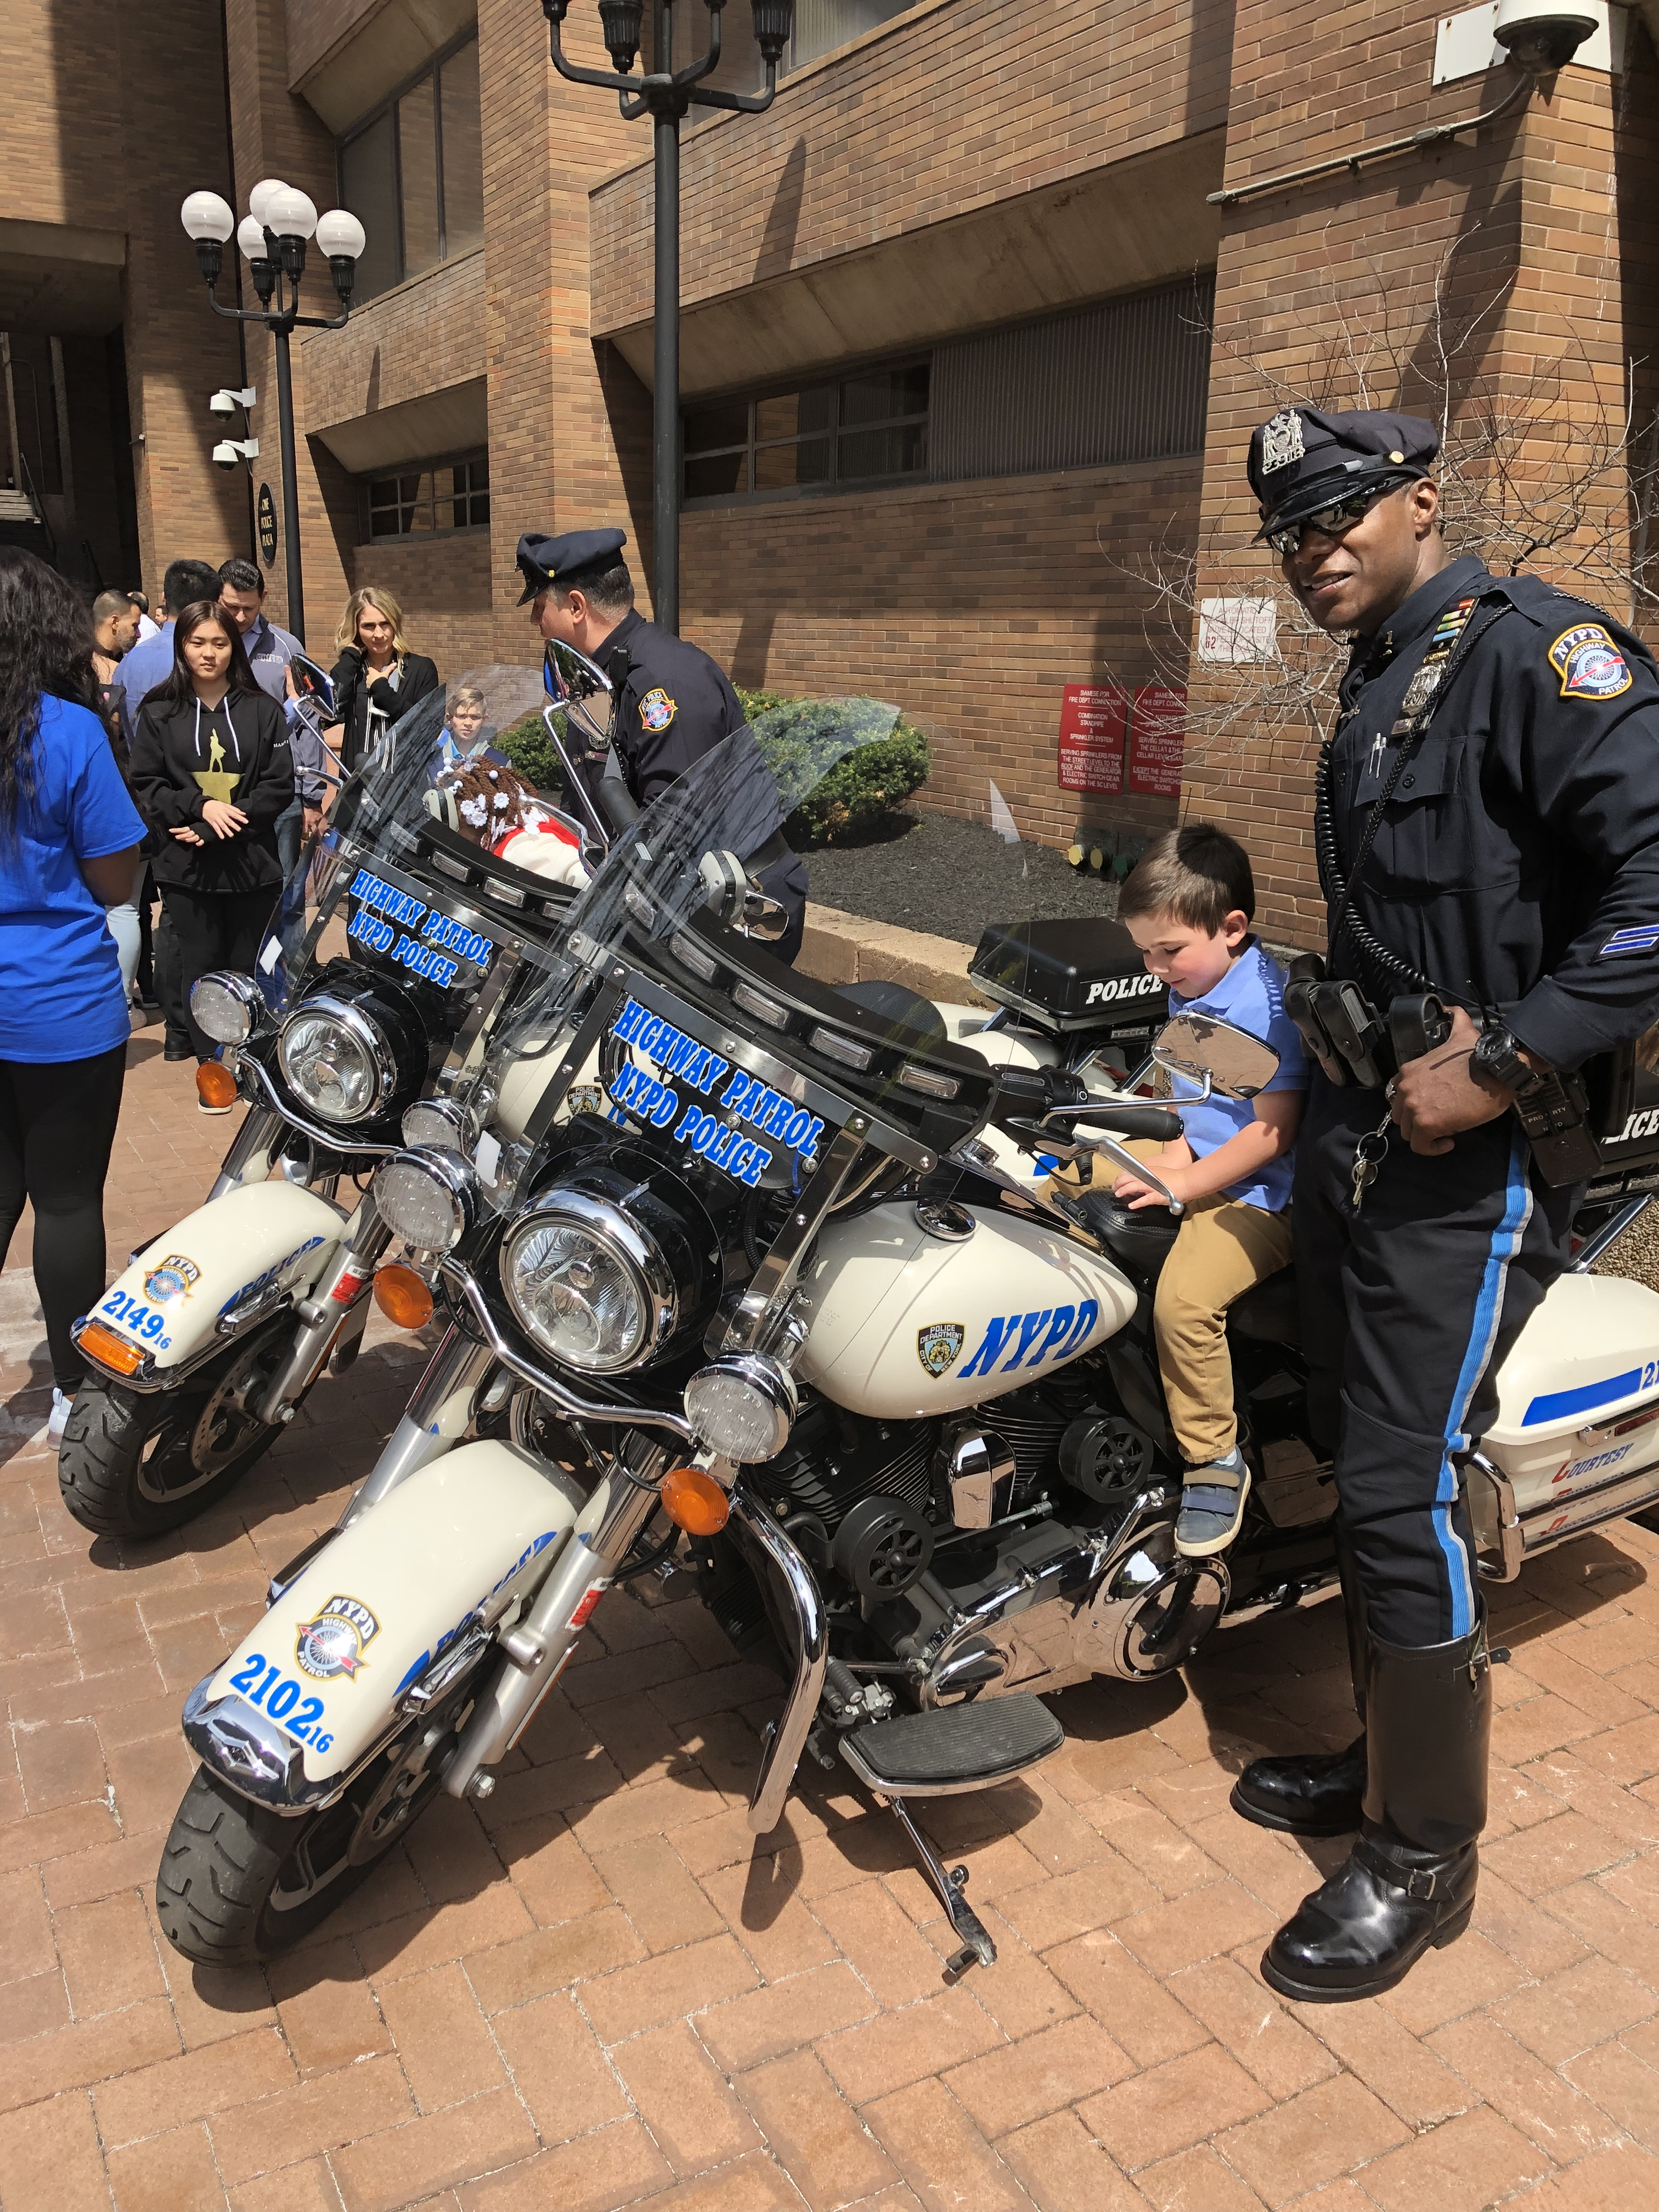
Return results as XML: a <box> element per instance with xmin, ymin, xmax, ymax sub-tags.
<box><xmin>638</xmin><ymin>686</ymin><xmax>676</xmax><ymax>732</ymax></box>
<box><xmin>1549</xmin><ymin>622</ymin><xmax>1632</xmax><ymax>700</ymax></box>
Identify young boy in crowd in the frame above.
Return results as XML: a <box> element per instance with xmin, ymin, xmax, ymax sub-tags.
<box><xmin>1111</xmin><ymin>825</ymin><xmax>1308</xmax><ymax>1558</ymax></box>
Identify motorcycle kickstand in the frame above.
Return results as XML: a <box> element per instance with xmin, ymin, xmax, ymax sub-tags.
<box><xmin>878</xmin><ymin>1793</ymin><xmax>997</xmax><ymax>1983</ymax></box>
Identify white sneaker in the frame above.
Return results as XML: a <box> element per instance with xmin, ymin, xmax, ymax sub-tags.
<box><xmin>48</xmin><ymin>1387</ymin><xmax>72</xmax><ymax>1441</ymax></box>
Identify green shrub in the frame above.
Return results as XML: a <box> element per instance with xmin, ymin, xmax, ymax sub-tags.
<box><xmin>499</xmin><ymin>707</ymin><xmax>564</xmax><ymax>791</ymax></box>
<box><xmin>737</xmin><ymin>687</ymin><xmax>930</xmax><ymax>847</ymax></box>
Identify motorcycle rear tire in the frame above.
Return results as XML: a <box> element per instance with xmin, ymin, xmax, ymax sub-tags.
<box><xmin>57</xmin><ymin>1330</ymin><xmax>289</xmax><ymax>1539</ymax></box>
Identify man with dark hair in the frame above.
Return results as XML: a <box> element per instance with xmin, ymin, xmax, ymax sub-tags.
<box><xmin>92</xmin><ymin>590</ymin><xmax>140</xmax><ymax>668</ymax></box>
<box><xmin>116</xmin><ymin>558</ymin><xmax>222</xmax><ymax>713</ymax></box>
<box><xmin>517</xmin><ymin>527</ymin><xmax>809</xmax><ymax>961</ymax></box>
<box><xmin>216</xmin><ymin>558</ymin><xmax>321</xmax><ymax>965</ymax></box>
<box><xmin>1228</xmin><ymin>405</ymin><xmax>1659</xmax><ymax>2004</ymax></box>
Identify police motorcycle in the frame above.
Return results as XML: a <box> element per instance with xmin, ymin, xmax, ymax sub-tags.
<box><xmin>155</xmin><ymin>700</ymin><xmax>1659</xmax><ymax>1976</ymax></box>
<box><xmin>57</xmin><ymin>661</ymin><xmax>593</xmax><ymax>1541</ymax></box>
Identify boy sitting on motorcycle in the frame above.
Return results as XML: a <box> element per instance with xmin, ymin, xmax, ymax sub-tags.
<box><xmin>1111</xmin><ymin>826</ymin><xmax>1308</xmax><ymax>1556</ymax></box>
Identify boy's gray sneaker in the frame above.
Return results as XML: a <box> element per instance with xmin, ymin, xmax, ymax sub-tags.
<box><xmin>1176</xmin><ymin>1446</ymin><xmax>1250</xmax><ymax>1557</ymax></box>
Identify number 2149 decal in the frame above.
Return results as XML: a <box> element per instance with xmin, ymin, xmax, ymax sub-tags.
<box><xmin>97</xmin><ymin>1288</ymin><xmax>173</xmax><ymax>1351</ymax></box>
<box><xmin>229</xmin><ymin>1652</ymin><xmax>334</xmax><ymax>1752</ymax></box>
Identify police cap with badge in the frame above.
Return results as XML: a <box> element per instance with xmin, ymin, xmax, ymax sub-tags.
<box><xmin>515</xmin><ymin>528</ymin><xmax>629</xmax><ymax>605</ymax></box>
<box><xmin>1250</xmin><ymin>407</ymin><xmax>1438</xmax><ymax>551</ymax></box>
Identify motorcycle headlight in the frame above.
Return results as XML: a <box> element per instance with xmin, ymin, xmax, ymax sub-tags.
<box><xmin>501</xmin><ymin>1192</ymin><xmax>676</xmax><ymax>1373</ymax></box>
<box><xmin>278</xmin><ymin>994</ymin><xmax>397</xmax><ymax>1125</ymax></box>
<box><xmin>190</xmin><ymin>970</ymin><xmax>263</xmax><ymax>1046</ymax></box>
<box><xmin>374</xmin><ymin>1147</ymin><xmax>476</xmax><ymax>1252</ymax></box>
<box><xmin>684</xmin><ymin>1353</ymin><xmax>798</xmax><ymax>1463</ymax></box>
<box><xmin>402</xmin><ymin>1096</ymin><xmax>479</xmax><ymax>1153</ymax></box>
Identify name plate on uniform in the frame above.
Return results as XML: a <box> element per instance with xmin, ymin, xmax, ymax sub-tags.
<box><xmin>345</xmin><ymin>864</ymin><xmax>498</xmax><ymax>992</ymax></box>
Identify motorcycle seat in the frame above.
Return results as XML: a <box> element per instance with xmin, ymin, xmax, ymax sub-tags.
<box><xmin>1070</xmin><ymin>1189</ymin><xmax>1181</xmax><ymax>1279</ymax></box>
<box><xmin>833</xmin><ymin>978</ymin><xmax>949</xmax><ymax>1049</ymax></box>
<box><xmin>1229</xmin><ymin>1269</ymin><xmax>1300</xmax><ymax>1348</ymax></box>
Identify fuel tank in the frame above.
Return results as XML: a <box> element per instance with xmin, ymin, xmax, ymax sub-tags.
<box><xmin>794</xmin><ymin>1201</ymin><xmax>1135</xmax><ymax>1420</ymax></box>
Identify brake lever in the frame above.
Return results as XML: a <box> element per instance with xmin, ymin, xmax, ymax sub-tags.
<box><xmin>998</xmin><ymin>1118</ymin><xmax>1184</xmax><ymax>1217</ymax></box>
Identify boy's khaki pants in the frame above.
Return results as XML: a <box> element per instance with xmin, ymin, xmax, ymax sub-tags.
<box><xmin>1096</xmin><ymin>1144</ymin><xmax>1291</xmax><ymax>1466</ymax></box>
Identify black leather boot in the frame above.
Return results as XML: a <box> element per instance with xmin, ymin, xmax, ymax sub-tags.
<box><xmin>1260</xmin><ymin>1613</ymin><xmax>1491</xmax><ymax>2002</ymax></box>
<box><xmin>1231</xmin><ymin>1532</ymin><xmax>1369</xmax><ymax>1836</ymax></box>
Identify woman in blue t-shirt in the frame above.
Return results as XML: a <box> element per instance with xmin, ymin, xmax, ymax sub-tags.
<box><xmin>0</xmin><ymin>550</ymin><xmax>146</xmax><ymax>1438</ymax></box>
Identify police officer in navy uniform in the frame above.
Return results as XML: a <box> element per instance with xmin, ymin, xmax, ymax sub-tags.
<box><xmin>1225</xmin><ymin>407</ymin><xmax>1659</xmax><ymax>2001</ymax></box>
<box><xmin>516</xmin><ymin>528</ymin><xmax>810</xmax><ymax>962</ymax></box>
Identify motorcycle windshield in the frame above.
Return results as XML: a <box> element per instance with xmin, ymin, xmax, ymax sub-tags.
<box><xmin>484</xmin><ymin>697</ymin><xmax>904</xmax><ymax>1068</ymax></box>
<box><xmin>254</xmin><ymin>664</ymin><xmax>571</xmax><ymax>1012</ymax></box>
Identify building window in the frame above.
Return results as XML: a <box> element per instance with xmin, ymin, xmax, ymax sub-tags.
<box><xmin>337</xmin><ymin>32</ymin><xmax>483</xmax><ymax>305</ymax></box>
<box><xmin>361</xmin><ymin>452</ymin><xmax>490</xmax><ymax>541</ymax></box>
<box><xmin>785</xmin><ymin>0</ymin><xmax>913</xmax><ymax>71</ymax></box>
<box><xmin>683</xmin><ymin>281</ymin><xmax>1214</xmax><ymax>506</ymax></box>
<box><xmin>685</xmin><ymin>363</ymin><xmax>929</xmax><ymax>503</ymax></box>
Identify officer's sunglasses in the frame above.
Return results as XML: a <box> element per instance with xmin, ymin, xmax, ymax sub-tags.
<box><xmin>1266</xmin><ymin>482</ymin><xmax>1398</xmax><ymax>557</ymax></box>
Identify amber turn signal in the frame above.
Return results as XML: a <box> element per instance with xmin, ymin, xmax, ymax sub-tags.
<box><xmin>196</xmin><ymin>1062</ymin><xmax>238</xmax><ymax>1110</ymax></box>
<box><xmin>373</xmin><ymin>1263</ymin><xmax>435</xmax><ymax>1330</ymax></box>
<box><xmin>659</xmin><ymin>1463</ymin><xmax>731</xmax><ymax>1537</ymax></box>
<box><xmin>77</xmin><ymin>1319</ymin><xmax>145</xmax><ymax>1376</ymax></box>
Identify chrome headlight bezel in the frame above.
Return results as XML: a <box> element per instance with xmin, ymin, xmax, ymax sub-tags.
<box><xmin>373</xmin><ymin>1146</ymin><xmax>477</xmax><ymax>1253</ymax></box>
<box><xmin>276</xmin><ymin>993</ymin><xmax>399</xmax><ymax>1126</ymax></box>
<box><xmin>401</xmin><ymin>1096</ymin><xmax>481</xmax><ymax>1155</ymax></box>
<box><xmin>684</xmin><ymin>1352</ymin><xmax>798</xmax><ymax>1463</ymax></box>
<box><xmin>190</xmin><ymin>969</ymin><xmax>264</xmax><ymax>1047</ymax></box>
<box><xmin>501</xmin><ymin>1190</ymin><xmax>679</xmax><ymax>1375</ymax></box>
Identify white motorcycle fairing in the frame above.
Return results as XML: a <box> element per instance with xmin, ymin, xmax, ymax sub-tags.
<box><xmin>795</xmin><ymin>1201</ymin><xmax>1137</xmax><ymax>1420</ymax></box>
<box><xmin>76</xmin><ymin>1181</ymin><xmax>348</xmax><ymax>1386</ymax></box>
<box><xmin>184</xmin><ymin>1441</ymin><xmax>588</xmax><ymax>1812</ymax></box>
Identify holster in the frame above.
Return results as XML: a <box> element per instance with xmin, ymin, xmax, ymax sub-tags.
<box><xmin>1284</xmin><ymin>957</ymin><xmax>1452</xmax><ymax>1092</ymax></box>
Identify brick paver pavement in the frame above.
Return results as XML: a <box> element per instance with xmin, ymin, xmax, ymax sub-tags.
<box><xmin>9</xmin><ymin>1023</ymin><xmax>1659</xmax><ymax>2211</ymax></box>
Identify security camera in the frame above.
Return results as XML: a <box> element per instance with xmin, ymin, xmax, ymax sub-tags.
<box><xmin>208</xmin><ymin>391</ymin><xmax>237</xmax><ymax>417</ymax></box>
<box><xmin>1493</xmin><ymin>0</ymin><xmax>1598</xmax><ymax>69</ymax></box>
<box><xmin>212</xmin><ymin>441</ymin><xmax>240</xmax><ymax>469</ymax></box>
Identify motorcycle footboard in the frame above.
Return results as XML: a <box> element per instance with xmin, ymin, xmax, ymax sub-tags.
<box><xmin>837</xmin><ymin>1696</ymin><xmax>1065</xmax><ymax>1798</ymax></box>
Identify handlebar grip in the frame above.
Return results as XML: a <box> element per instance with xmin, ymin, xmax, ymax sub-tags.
<box><xmin>1059</xmin><ymin>1104</ymin><xmax>1183</xmax><ymax>1144</ymax></box>
<box><xmin>599</xmin><ymin>780</ymin><xmax>641</xmax><ymax>834</ymax></box>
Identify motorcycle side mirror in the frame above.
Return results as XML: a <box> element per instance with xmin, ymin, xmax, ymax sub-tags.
<box><xmin>737</xmin><ymin>887</ymin><xmax>788</xmax><ymax>944</ymax></box>
<box><xmin>543</xmin><ymin>639</ymin><xmax>614</xmax><ymax>704</ymax></box>
<box><xmin>697</xmin><ymin>849</ymin><xmax>785</xmax><ymax>941</ymax></box>
<box><xmin>289</xmin><ymin>651</ymin><xmax>336</xmax><ymax>719</ymax></box>
<box><xmin>1150</xmin><ymin>1011</ymin><xmax>1280</xmax><ymax>1099</ymax></box>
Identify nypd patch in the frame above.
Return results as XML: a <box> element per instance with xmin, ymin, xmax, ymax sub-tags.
<box><xmin>639</xmin><ymin>686</ymin><xmax>676</xmax><ymax>732</ymax></box>
<box><xmin>1549</xmin><ymin>623</ymin><xmax>1632</xmax><ymax>701</ymax></box>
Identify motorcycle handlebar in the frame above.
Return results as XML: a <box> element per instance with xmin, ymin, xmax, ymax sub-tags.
<box><xmin>1052</xmin><ymin>1103</ymin><xmax>1184</xmax><ymax>1144</ymax></box>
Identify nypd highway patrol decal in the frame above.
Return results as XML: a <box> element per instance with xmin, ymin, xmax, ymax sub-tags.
<box><xmin>639</xmin><ymin>687</ymin><xmax>676</xmax><ymax>732</ymax></box>
<box><xmin>295</xmin><ymin>1595</ymin><xmax>381</xmax><ymax>1681</ymax></box>
<box><xmin>1550</xmin><ymin>623</ymin><xmax>1632</xmax><ymax>701</ymax></box>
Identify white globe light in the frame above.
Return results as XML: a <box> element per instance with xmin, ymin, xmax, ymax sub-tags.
<box><xmin>247</xmin><ymin>178</ymin><xmax>290</xmax><ymax>227</ymax></box>
<box><xmin>267</xmin><ymin>187</ymin><xmax>318</xmax><ymax>241</ymax></box>
<box><xmin>315</xmin><ymin>208</ymin><xmax>367</xmax><ymax>260</ymax></box>
<box><xmin>236</xmin><ymin>216</ymin><xmax>268</xmax><ymax>261</ymax></box>
<box><xmin>180</xmin><ymin>191</ymin><xmax>235</xmax><ymax>243</ymax></box>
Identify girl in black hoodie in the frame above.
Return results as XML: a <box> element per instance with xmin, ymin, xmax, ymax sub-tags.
<box><xmin>129</xmin><ymin>602</ymin><xmax>293</xmax><ymax>1079</ymax></box>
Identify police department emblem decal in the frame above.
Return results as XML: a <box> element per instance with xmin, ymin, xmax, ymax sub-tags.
<box><xmin>1550</xmin><ymin>623</ymin><xmax>1632</xmax><ymax>701</ymax></box>
<box><xmin>295</xmin><ymin>1595</ymin><xmax>381</xmax><ymax>1681</ymax></box>
<box><xmin>918</xmin><ymin>1323</ymin><xmax>966</xmax><ymax>1378</ymax></box>
<box><xmin>639</xmin><ymin>686</ymin><xmax>676</xmax><ymax>731</ymax></box>
<box><xmin>1260</xmin><ymin>410</ymin><xmax>1305</xmax><ymax>472</ymax></box>
<box><xmin>143</xmin><ymin>1254</ymin><xmax>200</xmax><ymax>1305</ymax></box>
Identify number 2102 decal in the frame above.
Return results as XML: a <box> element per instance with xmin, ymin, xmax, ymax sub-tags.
<box><xmin>229</xmin><ymin>1652</ymin><xmax>334</xmax><ymax>1753</ymax></box>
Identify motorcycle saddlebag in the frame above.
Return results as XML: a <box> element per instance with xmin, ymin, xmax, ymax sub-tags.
<box><xmin>969</xmin><ymin>918</ymin><xmax>1167</xmax><ymax>1037</ymax></box>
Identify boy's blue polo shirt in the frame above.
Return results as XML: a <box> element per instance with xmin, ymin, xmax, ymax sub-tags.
<box><xmin>1165</xmin><ymin>938</ymin><xmax>1307</xmax><ymax>1211</ymax></box>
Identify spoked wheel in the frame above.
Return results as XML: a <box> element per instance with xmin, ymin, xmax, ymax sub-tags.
<box><xmin>156</xmin><ymin>1695</ymin><xmax>475</xmax><ymax>1966</ymax></box>
<box><xmin>58</xmin><ymin>1323</ymin><xmax>290</xmax><ymax>1538</ymax></box>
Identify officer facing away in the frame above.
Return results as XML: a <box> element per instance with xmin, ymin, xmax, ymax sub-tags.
<box><xmin>516</xmin><ymin>529</ymin><xmax>810</xmax><ymax>963</ymax></box>
<box><xmin>1227</xmin><ymin>408</ymin><xmax>1659</xmax><ymax>2002</ymax></box>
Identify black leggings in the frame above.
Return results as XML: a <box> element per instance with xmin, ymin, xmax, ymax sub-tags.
<box><xmin>0</xmin><ymin>1043</ymin><xmax>128</xmax><ymax>1390</ymax></box>
<box><xmin>162</xmin><ymin>886</ymin><xmax>276</xmax><ymax>1061</ymax></box>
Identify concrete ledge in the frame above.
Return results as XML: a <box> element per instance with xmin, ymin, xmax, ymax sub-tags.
<box><xmin>798</xmin><ymin>903</ymin><xmax>992</xmax><ymax>1007</ymax></box>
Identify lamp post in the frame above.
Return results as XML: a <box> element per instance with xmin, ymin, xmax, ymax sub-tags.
<box><xmin>537</xmin><ymin>0</ymin><xmax>793</xmax><ymax>635</ymax></box>
<box><xmin>179</xmin><ymin>182</ymin><xmax>368</xmax><ymax>645</ymax></box>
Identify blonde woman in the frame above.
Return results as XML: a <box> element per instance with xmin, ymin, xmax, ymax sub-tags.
<box><xmin>326</xmin><ymin>586</ymin><xmax>439</xmax><ymax>777</ymax></box>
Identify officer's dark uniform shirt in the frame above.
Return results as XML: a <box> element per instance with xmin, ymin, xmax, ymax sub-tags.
<box><xmin>600</xmin><ymin>606</ymin><xmax>751</xmax><ymax>808</ymax></box>
<box><xmin>1325</xmin><ymin>552</ymin><xmax>1659</xmax><ymax>1071</ymax></box>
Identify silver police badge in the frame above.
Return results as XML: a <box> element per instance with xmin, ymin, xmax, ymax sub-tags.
<box><xmin>295</xmin><ymin>1594</ymin><xmax>381</xmax><ymax>1681</ymax></box>
<box><xmin>917</xmin><ymin>1323</ymin><xmax>965</xmax><ymax>1379</ymax></box>
<box><xmin>1261</xmin><ymin>409</ymin><xmax>1305</xmax><ymax>472</ymax></box>
<box><xmin>1400</xmin><ymin>664</ymin><xmax>1443</xmax><ymax>719</ymax></box>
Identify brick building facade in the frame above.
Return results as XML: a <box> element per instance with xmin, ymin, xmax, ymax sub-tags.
<box><xmin>5</xmin><ymin>0</ymin><xmax>1655</xmax><ymax>940</ymax></box>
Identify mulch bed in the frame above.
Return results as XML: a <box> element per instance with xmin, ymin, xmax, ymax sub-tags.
<box><xmin>799</xmin><ymin>810</ymin><xmax>1122</xmax><ymax>947</ymax></box>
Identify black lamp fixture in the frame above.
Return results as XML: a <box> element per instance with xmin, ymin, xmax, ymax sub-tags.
<box><xmin>535</xmin><ymin>0</ymin><xmax>796</xmax><ymax>635</ymax></box>
<box><xmin>179</xmin><ymin>181</ymin><xmax>368</xmax><ymax>642</ymax></box>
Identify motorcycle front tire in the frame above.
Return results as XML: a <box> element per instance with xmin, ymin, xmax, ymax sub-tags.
<box><xmin>57</xmin><ymin>1323</ymin><xmax>290</xmax><ymax>1539</ymax></box>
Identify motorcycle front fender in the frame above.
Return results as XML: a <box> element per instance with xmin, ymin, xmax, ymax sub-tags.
<box><xmin>184</xmin><ymin>1440</ymin><xmax>589</xmax><ymax>1812</ymax></box>
<box><xmin>75</xmin><ymin>1181</ymin><xmax>348</xmax><ymax>1387</ymax></box>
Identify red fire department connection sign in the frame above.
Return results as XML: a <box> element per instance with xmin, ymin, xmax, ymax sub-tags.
<box><xmin>1128</xmin><ymin>685</ymin><xmax>1186</xmax><ymax>797</ymax></box>
<box><xmin>1057</xmin><ymin>685</ymin><xmax>1128</xmax><ymax>794</ymax></box>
